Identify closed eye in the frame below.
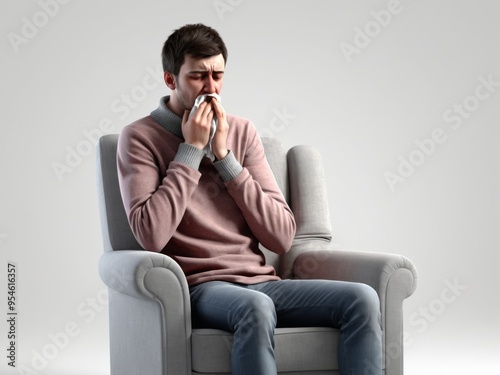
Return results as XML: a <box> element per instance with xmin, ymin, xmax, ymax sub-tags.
<box><xmin>212</xmin><ymin>73</ymin><xmax>223</xmax><ymax>81</ymax></box>
<box><xmin>188</xmin><ymin>71</ymin><xmax>224</xmax><ymax>81</ymax></box>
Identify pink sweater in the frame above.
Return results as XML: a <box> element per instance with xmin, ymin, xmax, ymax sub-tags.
<box><xmin>117</xmin><ymin>97</ymin><xmax>296</xmax><ymax>286</ymax></box>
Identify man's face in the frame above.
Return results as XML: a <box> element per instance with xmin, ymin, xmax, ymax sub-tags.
<box><xmin>170</xmin><ymin>53</ymin><xmax>225</xmax><ymax>112</ymax></box>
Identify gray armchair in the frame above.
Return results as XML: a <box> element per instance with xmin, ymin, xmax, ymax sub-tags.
<box><xmin>96</xmin><ymin>134</ymin><xmax>417</xmax><ymax>375</ymax></box>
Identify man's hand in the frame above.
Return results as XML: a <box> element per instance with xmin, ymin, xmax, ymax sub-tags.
<box><xmin>211</xmin><ymin>98</ymin><xmax>229</xmax><ymax>160</ymax></box>
<box><xmin>181</xmin><ymin>100</ymin><xmax>213</xmax><ymax>150</ymax></box>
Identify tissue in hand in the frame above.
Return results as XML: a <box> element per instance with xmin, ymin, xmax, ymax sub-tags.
<box><xmin>188</xmin><ymin>93</ymin><xmax>221</xmax><ymax>161</ymax></box>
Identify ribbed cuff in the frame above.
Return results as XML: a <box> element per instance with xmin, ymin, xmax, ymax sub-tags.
<box><xmin>174</xmin><ymin>143</ymin><xmax>205</xmax><ymax>170</ymax></box>
<box><xmin>213</xmin><ymin>151</ymin><xmax>243</xmax><ymax>182</ymax></box>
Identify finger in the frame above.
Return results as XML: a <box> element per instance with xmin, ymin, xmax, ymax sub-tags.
<box><xmin>199</xmin><ymin>101</ymin><xmax>214</xmax><ymax>119</ymax></box>
<box><xmin>211</xmin><ymin>99</ymin><xmax>225</xmax><ymax>120</ymax></box>
<box><xmin>211</xmin><ymin>99</ymin><xmax>220</xmax><ymax>114</ymax></box>
<box><xmin>193</xmin><ymin>101</ymin><xmax>206</xmax><ymax>117</ymax></box>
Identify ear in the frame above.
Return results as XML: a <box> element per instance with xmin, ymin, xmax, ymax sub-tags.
<box><xmin>164</xmin><ymin>71</ymin><xmax>176</xmax><ymax>90</ymax></box>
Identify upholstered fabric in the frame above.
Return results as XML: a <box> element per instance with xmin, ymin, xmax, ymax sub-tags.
<box><xmin>96</xmin><ymin>134</ymin><xmax>142</xmax><ymax>252</ymax></box>
<box><xmin>191</xmin><ymin>327</ymin><xmax>338</xmax><ymax>374</ymax></box>
<box><xmin>96</xmin><ymin>134</ymin><xmax>417</xmax><ymax>375</ymax></box>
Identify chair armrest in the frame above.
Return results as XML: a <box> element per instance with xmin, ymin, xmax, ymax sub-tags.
<box><xmin>294</xmin><ymin>249</ymin><xmax>418</xmax><ymax>301</ymax></box>
<box><xmin>294</xmin><ymin>248</ymin><xmax>417</xmax><ymax>375</ymax></box>
<box><xmin>98</xmin><ymin>250</ymin><xmax>192</xmax><ymax>375</ymax></box>
<box><xmin>98</xmin><ymin>249</ymin><xmax>190</xmax><ymax>302</ymax></box>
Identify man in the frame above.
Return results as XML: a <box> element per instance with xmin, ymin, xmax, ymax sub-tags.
<box><xmin>117</xmin><ymin>23</ymin><xmax>382</xmax><ymax>375</ymax></box>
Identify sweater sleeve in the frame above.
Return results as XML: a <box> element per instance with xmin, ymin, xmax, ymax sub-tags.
<box><xmin>117</xmin><ymin>124</ymin><xmax>203</xmax><ymax>252</ymax></box>
<box><xmin>220</xmin><ymin>123</ymin><xmax>296</xmax><ymax>255</ymax></box>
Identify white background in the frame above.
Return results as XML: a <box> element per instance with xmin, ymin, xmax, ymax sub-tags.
<box><xmin>1</xmin><ymin>0</ymin><xmax>499</xmax><ymax>374</ymax></box>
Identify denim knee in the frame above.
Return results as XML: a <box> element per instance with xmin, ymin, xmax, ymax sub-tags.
<box><xmin>233</xmin><ymin>292</ymin><xmax>277</xmax><ymax>338</ymax></box>
<box><xmin>347</xmin><ymin>283</ymin><xmax>380</xmax><ymax>324</ymax></box>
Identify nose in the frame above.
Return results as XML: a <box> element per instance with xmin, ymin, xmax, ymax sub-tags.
<box><xmin>204</xmin><ymin>75</ymin><xmax>216</xmax><ymax>93</ymax></box>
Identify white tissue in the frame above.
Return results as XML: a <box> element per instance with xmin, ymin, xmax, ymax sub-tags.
<box><xmin>188</xmin><ymin>93</ymin><xmax>221</xmax><ymax>161</ymax></box>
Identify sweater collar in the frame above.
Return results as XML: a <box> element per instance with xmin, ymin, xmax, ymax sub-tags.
<box><xmin>150</xmin><ymin>96</ymin><xmax>183</xmax><ymax>138</ymax></box>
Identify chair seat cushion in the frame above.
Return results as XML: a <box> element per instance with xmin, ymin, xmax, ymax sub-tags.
<box><xmin>192</xmin><ymin>327</ymin><xmax>339</xmax><ymax>373</ymax></box>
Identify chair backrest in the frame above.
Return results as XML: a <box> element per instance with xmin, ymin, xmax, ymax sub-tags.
<box><xmin>96</xmin><ymin>134</ymin><xmax>332</xmax><ymax>276</ymax></box>
<box><xmin>96</xmin><ymin>134</ymin><xmax>143</xmax><ymax>252</ymax></box>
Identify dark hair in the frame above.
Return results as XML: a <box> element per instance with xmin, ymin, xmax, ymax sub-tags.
<box><xmin>162</xmin><ymin>23</ymin><xmax>228</xmax><ymax>75</ymax></box>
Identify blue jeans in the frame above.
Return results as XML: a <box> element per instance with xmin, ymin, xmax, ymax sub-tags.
<box><xmin>190</xmin><ymin>279</ymin><xmax>382</xmax><ymax>375</ymax></box>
